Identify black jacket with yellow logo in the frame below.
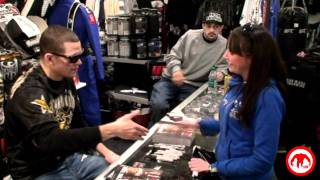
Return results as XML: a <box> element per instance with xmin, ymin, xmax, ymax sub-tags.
<box><xmin>5</xmin><ymin>64</ymin><xmax>101</xmax><ymax>179</ymax></box>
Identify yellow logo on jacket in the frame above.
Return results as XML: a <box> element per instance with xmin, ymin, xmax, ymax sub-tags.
<box><xmin>31</xmin><ymin>95</ymin><xmax>52</xmax><ymax>114</ymax></box>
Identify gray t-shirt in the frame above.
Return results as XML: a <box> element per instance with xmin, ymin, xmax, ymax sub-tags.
<box><xmin>162</xmin><ymin>29</ymin><xmax>227</xmax><ymax>87</ymax></box>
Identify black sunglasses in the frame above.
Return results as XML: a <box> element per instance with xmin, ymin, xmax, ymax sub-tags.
<box><xmin>51</xmin><ymin>50</ymin><xmax>87</xmax><ymax>63</ymax></box>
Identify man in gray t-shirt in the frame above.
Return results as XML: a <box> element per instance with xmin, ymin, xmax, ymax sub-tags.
<box><xmin>149</xmin><ymin>11</ymin><xmax>227</xmax><ymax>125</ymax></box>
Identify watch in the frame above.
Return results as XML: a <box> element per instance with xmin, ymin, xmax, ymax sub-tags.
<box><xmin>209</xmin><ymin>164</ymin><xmax>218</xmax><ymax>173</ymax></box>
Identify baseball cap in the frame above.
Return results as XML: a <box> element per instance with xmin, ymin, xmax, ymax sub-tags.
<box><xmin>203</xmin><ymin>11</ymin><xmax>223</xmax><ymax>25</ymax></box>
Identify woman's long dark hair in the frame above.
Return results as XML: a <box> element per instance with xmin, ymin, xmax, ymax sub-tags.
<box><xmin>228</xmin><ymin>23</ymin><xmax>287</xmax><ymax>126</ymax></box>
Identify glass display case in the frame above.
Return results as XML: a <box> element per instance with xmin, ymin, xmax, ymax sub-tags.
<box><xmin>96</xmin><ymin>83</ymin><xmax>224</xmax><ymax>180</ymax></box>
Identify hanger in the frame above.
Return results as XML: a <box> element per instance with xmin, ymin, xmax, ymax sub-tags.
<box><xmin>281</xmin><ymin>0</ymin><xmax>308</xmax><ymax>13</ymax></box>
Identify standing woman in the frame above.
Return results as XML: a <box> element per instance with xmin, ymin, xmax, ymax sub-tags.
<box><xmin>186</xmin><ymin>23</ymin><xmax>287</xmax><ymax>179</ymax></box>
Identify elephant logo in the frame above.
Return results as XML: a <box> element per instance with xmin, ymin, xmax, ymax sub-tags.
<box><xmin>286</xmin><ymin>146</ymin><xmax>316</xmax><ymax>176</ymax></box>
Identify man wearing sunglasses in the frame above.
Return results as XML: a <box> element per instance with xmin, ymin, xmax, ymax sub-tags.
<box><xmin>5</xmin><ymin>25</ymin><xmax>149</xmax><ymax>179</ymax></box>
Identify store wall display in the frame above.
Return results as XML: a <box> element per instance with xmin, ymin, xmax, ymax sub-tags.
<box><xmin>85</xmin><ymin>0</ymin><xmax>100</xmax><ymax>21</ymax></box>
<box><xmin>20</xmin><ymin>0</ymin><xmax>56</xmax><ymax>17</ymax></box>
<box><xmin>119</xmin><ymin>36</ymin><xmax>131</xmax><ymax>58</ymax></box>
<box><xmin>136</xmin><ymin>0</ymin><xmax>152</xmax><ymax>9</ymax></box>
<box><xmin>0</xmin><ymin>3</ymin><xmax>20</xmax><ymax>53</ymax></box>
<box><xmin>106</xmin><ymin>16</ymin><xmax>118</xmax><ymax>35</ymax></box>
<box><xmin>0</xmin><ymin>16</ymin><xmax>42</xmax><ymax>59</ymax></box>
<box><xmin>103</xmin><ymin>0</ymin><xmax>137</xmax><ymax>17</ymax></box>
<box><xmin>27</xmin><ymin>15</ymin><xmax>48</xmax><ymax>33</ymax></box>
<box><xmin>0</xmin><ymin>49</ymin><xmax>21</xmax><ymax>84</ymax></box>
<box><xmin>0</xmin><ymin>49</ymin><xmax>22</xmax><ymax>127</ymax></box>
<box><xmin>131</xmin><ymin>36</ymin><xmax>147</xmax><ymax>59</ymax></box>
<box><xmin>105</xmin><ymin>8</ymin><xmax>162</xmax><ymax>59</ymax></box>
<box><xmin>0</xmin><ymin>26</ymin><xmax>13</xmax><ymax>50</ymax></box>
<box><xmin>147</xmin><ymin>8</ymin><xmax>161</xmax><ymax>36</ymax></box>
<box><xmin>147</xmin><ymin>36</ymin><xmax>161</xmax><ymax>59</ymax></box>
<box><xmin>99</xmin><ymin>30</ymin><xmax>108</xmax><ymax>55</ymax></box>
<box><xmin>306</xmin><ymin>22</ymin><xmax>320</xmax><ymax>48</ymax></box>
<box><xmin>103</xmin><ymin>0</ymin><xmax>120</xmax><ymax>16</ymax></box>
<box><xmin>281</xmin><ymin>53</ymin><xmax>320</xmax><ymax>147</ymax></box>
<box><xmin>131</xmin><ymin>9</ymin><xmax>147</xmax><ymax>35</ymax></box>
<box><xmin>0</xmin><ymin>3</ymin><xmax>19</xmax><ymax>23</ymax></box>
<box><xmin>107</xmin><ymin>35</ymin><xmax>119</xmax><ymax>57</ymax></box>
<box><xmin>5</xmin><ymin>15</ymin><xmax>41</xmax><ymax>56</ymax></box>
<box><xmin>117</xmin><ymin>15</ymin><xmax>131</xmax><ymax>35</ymax></box>
<box><xmin>0</xmin><ymin>4</ymin><xmax>47</xmax><ymax>58</ymax></box>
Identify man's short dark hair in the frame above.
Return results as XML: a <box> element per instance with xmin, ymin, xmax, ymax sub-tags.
<box><xmin>39</xmin><ymin>25</ymin><xmax>80</xmax><ymax>57</ymax></box>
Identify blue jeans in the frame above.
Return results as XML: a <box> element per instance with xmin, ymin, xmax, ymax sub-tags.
<box><xmin>35</xmin><ymin>153</ymin><xmax>108</xmax><ymax>180</ymax></box>
<box><xmin>149</xmin><ymin>78</ymin><xmax>197</xmax><ymax>126</ymax></box>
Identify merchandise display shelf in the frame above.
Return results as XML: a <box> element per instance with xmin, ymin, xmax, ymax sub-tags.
<box><xmin>109</xmin><ymin>90</ymin><xmax>149</xmax><ymax>105</ymax></box>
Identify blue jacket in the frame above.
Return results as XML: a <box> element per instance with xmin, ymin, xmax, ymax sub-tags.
<box><xmin>199</xmin><ymin>75</ymin><xmax>285</xmax><ymax>180</ymax></box>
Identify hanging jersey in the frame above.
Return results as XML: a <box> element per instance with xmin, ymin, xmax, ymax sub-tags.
<box><xmin>240</xmin><ymin>0</ymin><xmax>263</xmax><ymax>25</ymax></box>
<box><xmin>277</xmin><ymin>2</ymin><xmax>308</xmax><ymax>61</ymax></box>
<box><xmin>85</xmin><ymin>0</ymin><xmax>100</xmax><ymax>21</ymax></box>
<box><xmin>282</xmin><ymin>55</ymin><xmax>320</xmax><ymax>147</ymax></box>
<box><xmin>268</xmin><ymin>0</ymin><xmax>280</xmax><ymax>38</ymax></box>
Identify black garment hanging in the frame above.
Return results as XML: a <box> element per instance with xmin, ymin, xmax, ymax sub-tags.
<box><xmin>278</xmin><ymin>0</ymin><xmax>308</xmax><ymax>62</ymax></box>
<box><xmin>98</xmin><ymin>0</ymin><xmax>105</xmax><ymax>29</ymax></box>
<box><xmin>166</xmin><ymin>0</ymin><xmax>203</xmax><ymax>49</ymax></box>
<box><xmin>19</xmin><ymin>0</ymin><xmax>56</xmax><ymax>18</ymax></box>
<box><xmin>306</xmin><ymin>0</ymin><xmax>320</xmax><ymax>14</ymax></box>
<box><xmin>280</xmin><ymin>53</ymin><xmax>320</xmax><ymax>148</ymax></box>
<box><xmin>136</xmin><ymin>0</ymin><xmax>152</xmax><ymax>8</ymax></box>
<box><xmin>6</xmin><ymin>0</ymin><xmax>24</xmax><ymax>11</ymax></box>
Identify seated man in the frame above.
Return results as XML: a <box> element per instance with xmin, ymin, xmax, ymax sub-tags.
<box><xmin>5</xmin><ymin>25</ymin><xmax>148</xmax><ymax>179</ymax></box>
<box><xmin>149</xmin><ymin>11</ymin><xmax>227</xmax><ymax>125</ymax></box>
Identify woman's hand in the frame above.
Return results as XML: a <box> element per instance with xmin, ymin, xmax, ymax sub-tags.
<box><xmin>188</xmin><ymin>158</ymin><xmax>210</xmax><ymax>172</ymax></box>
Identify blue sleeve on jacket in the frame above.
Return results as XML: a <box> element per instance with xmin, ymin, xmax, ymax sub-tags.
<box><xmin>199</xmin><ymin>117</ymin><xmax>220</xmax><ymax>136</ymax></box>
<box><xmin>79</xmin><ymin>6</ymin><xmax>104</xmax><ymax>80</ymax></box>
<box><xmin>215</xmin><ymin>87</ymin><xmax>285</xmax><ymax>176</ymax></box>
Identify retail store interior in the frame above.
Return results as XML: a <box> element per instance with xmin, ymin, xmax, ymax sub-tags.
<box><xmin>0</xmin><ymin>0</ymin><xmax>320</xmax><ymax>179</ymax></box>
